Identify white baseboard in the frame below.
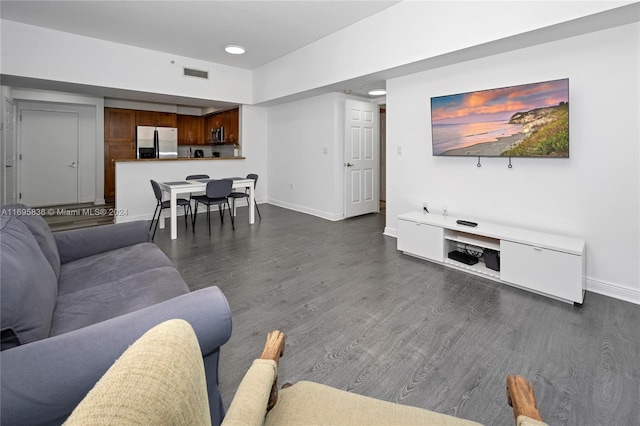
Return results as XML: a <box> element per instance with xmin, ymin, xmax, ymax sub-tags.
<box><xmin>115</xmin><ymin>213</ymin><xmax>150</xmax><ymax>223</ymax></box>
<box><xmin>268</xmin><ymin>199</ymin><xmax>343</xmax><ymax>221</ymax></box>
<box><xmin>117</xmin><ymin>199</ymin><xmax>268</xmax><ymax>224</ymax></box>
<box><xmin>384</xmin><ymin>226</ymin><xmax>397</xmax><ymax>238</ymax></box>
<box><xmin>585</xmin><ymin>277</ymin><xmax>640</xmax><ymax>305</ymax></box>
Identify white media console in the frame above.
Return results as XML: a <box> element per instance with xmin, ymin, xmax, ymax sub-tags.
<box><xmin>397</xmin><ymin>211</ymin><xmax>585</xmax><ymax>304</ymax></box>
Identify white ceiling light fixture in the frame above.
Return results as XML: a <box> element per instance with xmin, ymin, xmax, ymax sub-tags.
<box><xmin>225</xmin><ymin>45</ymin><xmax>246</xmax><ymax>55</ymax></box>
<box><xmin>368</xmin><ymin>89</ymin><xmax>386</xmax><ymax>96</ymax></box>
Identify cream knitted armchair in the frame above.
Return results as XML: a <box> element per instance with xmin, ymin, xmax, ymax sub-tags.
<box><xmin>222</xmin><ymin>331</ymin><xmax>547</xmax><ymax>426</ymax></box>
<box><xmin>65</xmin><ymin>325</ymin><xmax>546</xmax><ymax>426</ymax></box>
<box><xmin>64</xmin><ymin>319</ymin><xmax>212</xmax><ymax>426</ymax></box>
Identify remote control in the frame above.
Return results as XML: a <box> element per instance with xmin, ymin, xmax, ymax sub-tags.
<box><xmin>456</xmin><ymin>220</ymin><xmax>478</xmax><ymax>227</ymax></box>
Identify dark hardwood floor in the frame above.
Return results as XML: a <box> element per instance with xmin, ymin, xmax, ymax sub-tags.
<box><xmin>41</xmin><ymin>202</ymin><xmax>115</xmax><ymax>231</ymax></box>
<box><xmin>153</xmin><ymin>204</ymin><xmax>640</xmax><ymax>426</ymax></box>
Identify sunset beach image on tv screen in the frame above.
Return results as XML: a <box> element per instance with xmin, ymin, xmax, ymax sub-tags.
<box><xmin>431</xmin><ymin>79</ymin><xmax>569</xmax><ymax>157</ymax></box>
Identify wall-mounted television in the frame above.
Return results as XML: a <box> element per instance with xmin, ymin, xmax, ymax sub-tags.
<box><xmin>431</xmin><ymin>78</ymin><xmax>569</xmax><ymax>157</ymax></box>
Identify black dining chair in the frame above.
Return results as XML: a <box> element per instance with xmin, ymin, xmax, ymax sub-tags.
<box><xmin>149</xmin><ymin>179</ymin><xmax>192</xmax><ymax>240</ymax></box>
<box><xmin>192</xmin><ymin>179</ymin><xmax>234</xmax><ymax>235</ymax></box>
<box><xmin>185</xmin><ymin>174</ymin><xmax>210</xmax><ymax>203</ymax></box>
<box><xmin>229</xmin><ymin>173</ymin><xmax>261</xmax><ymax>220</ymax></box>
<box><xmin>186</xmin><ymin>174</ymin><xmax>210</xmax><ymax>182</ymax></box>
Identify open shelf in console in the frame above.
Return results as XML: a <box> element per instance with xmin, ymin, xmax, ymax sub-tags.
<box><xmin>444</xmin><ymin>229</ymin><xmax>500</xmax><ymax>279</ymax></box>
<box><xmin>444</xmin><ymin>230</ymin><xmax>500</xmax><ymax>251</ymax></box>
<box><xmin>444</xmin><ymin>256</ymin><xmax>500</xmax><ymax>279</ymax></box>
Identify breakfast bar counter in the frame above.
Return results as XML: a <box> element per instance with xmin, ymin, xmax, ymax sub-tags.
<box><xmin>114</xmin><ymin>158</ymin><xmax>256</xmax><ymax>231</ymax></box>
<box><xmin>116</xmin><ymin>157</ymin><xmax>246</xmax><ymax>162</ymax></box>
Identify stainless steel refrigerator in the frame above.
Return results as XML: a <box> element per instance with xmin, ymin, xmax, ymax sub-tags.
<box><xmin>136</xmin><ymin>126</ymin><xmax>178</xmax><ymax>159</ymax></box>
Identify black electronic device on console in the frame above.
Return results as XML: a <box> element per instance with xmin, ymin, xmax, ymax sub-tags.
<box><xmin>456</xmin><ymin>219</ymin><xmax>478</xmax><ymax>227</ymax></box>
<box><xmin>447</xmin><ymin>250</ymin><xmax>479</xmax><ymax>265</ymax></box>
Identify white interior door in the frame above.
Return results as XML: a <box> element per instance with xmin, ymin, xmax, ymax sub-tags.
<box><xmin>3</xmin><ymin>97</ymin><xmax>17</xmax><ymax>204</ymax></box>
<box><xmin>20</xmin><ymin>109</ymin><xmax>79</xmax><ymax>207</ymax></box>
<box><xmin>344</xmin><ymin>99</ymin><xmax>379</xmax><ymax>218</ymax></box>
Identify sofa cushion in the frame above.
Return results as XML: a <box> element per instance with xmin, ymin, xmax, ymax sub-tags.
<box><xmin>57</xmin><ymin>242</ymin><xmax>174</xmax><ymax>296</ymax></box>
<box><xmin>0</xmin><ymin>216</ymin><xmax>58</xmax><ymax>347</ymax></box>
<box><xmin>13</xmin><ymin>212</ymin><xmax>61</xmax><ymax>280</ymax></box>
<box><xmin>50</xmin><ymin>266</ymin><xmax>189</xmax><ymax>336</ymax></box>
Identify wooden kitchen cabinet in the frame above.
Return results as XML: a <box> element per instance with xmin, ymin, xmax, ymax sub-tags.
<box><xmin>203</xmin><ymin>114</ymin><xmax>217</xmax><ymax>143</ymax></box>
<box><xmin>135</xmin><ymin>110</ymin><xmax>177</xmax><ymax>127</ymax></box>
<box><xmin>104</xmin><ymin>141</ymin><xmax>134</xmax><ymax>202</ymax></box>
<box><xmin>177</xmin><ymin>115</ymin><xmax>204</xmax><ymax>145</ymax></box>
<box><xmin>104</xmin><ymin>108</ymin><xmax>135</xmax><ymax>143</ymax></box>
<box><xmin>224</xmin><ymin>108</ymin><xmax>239</xmax><ymax>144</ymax></box>
<box><xmin>104</xmin><ymin>108</ymin><xmax>136</xmax><ymax>202</ymax></box>
<box><xmin>203</xmin><ymin>107</ymin><xmax>240</xmax><ymax>144</ymax></box>
<box><xmin>156</xmin><ymin>112</ymin><xmax>177</xmax><ymax>127</ymax></box>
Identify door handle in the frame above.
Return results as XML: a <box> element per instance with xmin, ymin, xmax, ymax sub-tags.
<box><xmin>67</xmin><ymin>162</ymin><xmax>77</xmax><ymax>168</ymax></box>
<box><xmin>345</xmin><ymin>162</ymin><xmax>355</xmax><ymax>167</ymax></box>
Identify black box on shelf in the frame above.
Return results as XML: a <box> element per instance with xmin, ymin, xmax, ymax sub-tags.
<box><xmin>484</xmin><ymin>249</ymin><xmax>500</xmax><ymax>271</ymax></box>
<box><xmin>448</xmin><ymin>250</ymin><xmax>479</xmax><ymax>265</ymax></box>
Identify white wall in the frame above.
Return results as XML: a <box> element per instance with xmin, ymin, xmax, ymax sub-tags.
<box><xmin>253</xmin><ymin>1</ymin><xmax>631</xmax><ymax>104</ymax></box>
<box><xmin>1</xmin><ymin>4</ymin><xmax>630</xmax><ymax>107</ymax></box>
<box><xmin>10</xmin><ymin>89</ymin><xmax>104</xmax><ymax>204</ymax></box>
<box><xmin>240</xmin><ymin>105</ymin><xmax>268</xmax><ymax>172</ymax></box>
<box><xmin>385</xmin><ymin>23</ymin><xmax>640</xmax><ymax>303</ymax></box>
<box><xmin>267</xmin><ymin>92</ymin><xmax>367</xmax><ymax>220</ymax></box>
<box><xmin>1</xmin><ymin>20</ymin><xmax>252</xmax><ymax>105</ymax></box>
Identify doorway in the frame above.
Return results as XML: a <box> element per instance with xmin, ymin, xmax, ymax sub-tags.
<box><xmin>344</xmin><ymin>99</ymin><xmax>380</xmax><ymax>218</ymax></box>
<box><xmin>19</xmin><ymin>109</ymin><xmax>79</xmax><ymax>207</ymax></box>
<box><xmin>3</xmin><ymin>96</ymin><xmax>17</xmax><ymax>204</ymax></box>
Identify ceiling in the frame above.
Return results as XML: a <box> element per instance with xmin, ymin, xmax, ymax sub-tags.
<box><xmin>0</xmin><ymin>0</ymin><xmax>398</xmax><ymax>104</ymax></box>
<box><xmin>1</xmin><ymin>1</ymin><xmax>636</xmax><ymax>109</ymax></box>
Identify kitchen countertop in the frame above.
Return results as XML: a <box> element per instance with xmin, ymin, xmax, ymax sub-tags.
<box><xmin>114</xmin><ymin>157</ymin><xmax>246</xmax><ymax>162</ymax></box>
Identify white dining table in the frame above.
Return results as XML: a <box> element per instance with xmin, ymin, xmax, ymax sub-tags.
<box><xmin>158</xmin><ymin>178</ymin><xmax>255</xmax><ymax>239</ymax></box>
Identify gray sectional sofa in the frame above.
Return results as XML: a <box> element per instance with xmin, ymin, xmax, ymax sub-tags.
<box><xmin>0</xmin><ymin>205</ymin><xmax>232</xmax><ymax>425</ymax></box>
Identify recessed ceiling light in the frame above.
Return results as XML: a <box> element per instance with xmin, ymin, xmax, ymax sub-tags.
<box><xmin>368</xmin><ymin>89</ymin><xmax>386</xmax><ymax>96</ymax></box>
<box><xmin>225</xmin><ymin>45</ymin><xmax>246</xmax><ymax>55</ymax></box>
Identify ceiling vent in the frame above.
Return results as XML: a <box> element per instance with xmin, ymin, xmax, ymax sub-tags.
<box><xmin>183</xmin><ymin>67</ymin><xmax>209</xmax><ymax>79</ymax></box>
